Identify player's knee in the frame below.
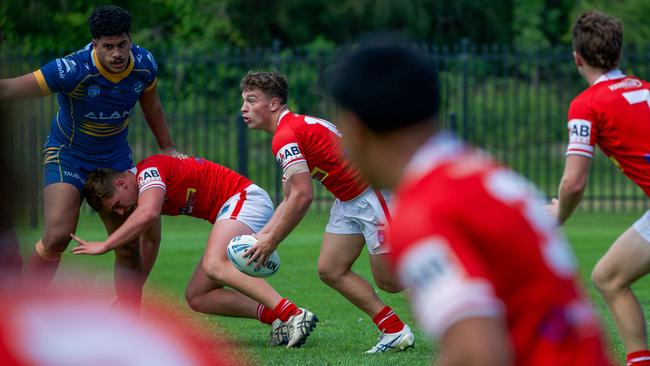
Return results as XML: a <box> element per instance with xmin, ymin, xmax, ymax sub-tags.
<box><xmin>591</xmin><ymin>264</ymin><xmax>627</xmax><ymax>294</ymax></box>
<box><xmin>317</xmin><ymin>262</ymin><xmax>344</xmax><ymax>285</ymax></box>
<box><xmin>375</xmin><ymin>277</ymin><xmax>403</xmax><ymax>293</ymax></box>
<box><xmin>184</xmin><ymin>289</ymin><xmax>202</xmax><ymax>312</ymax></box>
<box><xmin>40</xmin><ymin>231</ymin><xmax>72</xmax><ymax>254</ymax></box>
<box><xmin>202</xmin><ymin>259</ymin><xmax>226</xmax><ymax>283</ymax></box>
<box><xmin>114</xmin><ymin>244</ymin><xmax>139</xmax><ymax>267</ymax></box>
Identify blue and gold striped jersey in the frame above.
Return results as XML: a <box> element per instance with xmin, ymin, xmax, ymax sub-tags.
<box><xmin>35</xmin><ymin>43</ymin><xmax>158</xmax><ymax>158</ymax></box>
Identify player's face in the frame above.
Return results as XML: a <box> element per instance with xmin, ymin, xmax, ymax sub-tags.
<box><xmin>103</xmin><ymin>178</ymin><xmax>138</xmax><ymax>216</ymax></box>
<box><xmin>241</xmin><ymin>90</ymin><xmax>275</xmax><ymax>132</ymax></box>
<box><xmin>93</xmin><ymin>34</ymin><xmax>132</xmax><ymax>73</ymax></box>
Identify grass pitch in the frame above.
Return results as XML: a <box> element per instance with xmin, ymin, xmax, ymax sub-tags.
<box><xmin>16</xmin><ymin>210</ymin><xmax>648</xmax><ymax>365</ymax></box>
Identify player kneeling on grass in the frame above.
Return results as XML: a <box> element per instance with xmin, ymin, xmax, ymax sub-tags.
<box><xmin>71</xmin><ymin>154</ymin><xmax>317</xmax><ymax>348</ymax></box>
<box><xmin>328</xmin><ymin>35</ymin><xmax>613</xmax><ymax>366</ymax></box>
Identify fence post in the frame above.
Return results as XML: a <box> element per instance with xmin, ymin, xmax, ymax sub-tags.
<box><xmin>29</xmin><ymin>115</ymin><xmax>39</xmax><ymax>229</ymax></box>
<box><xmin>461</xmin><ymin>38</ymin><xmax>469</xmax><ymax>141</ymax></box>
<box><xmin>236</xmin><ymin>114</ymin><xmax>249</xmax><ymax>177</ymax></box>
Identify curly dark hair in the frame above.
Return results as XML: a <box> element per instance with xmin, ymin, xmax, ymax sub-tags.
<box><xmin>88</xmin><ymin>5</ymin><xmax>132</xmax><ymax>39</ymax></box>
<box><xmin>84</xmin><ymin>168</ymin><xmax>122</xmax><ymax>212</ymax></box>
<box><xmin>240</xmin><ymin>70</ymin><xmax>289</xmax><ymax>105</ymax></box>
<box><xmin>572</xmin><ymin>11</ymin><xmax>622</xmax><ymax>70</ymax></box>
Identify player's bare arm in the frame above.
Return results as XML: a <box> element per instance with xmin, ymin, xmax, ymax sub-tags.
<box><xmin>245</xmin><ymin>172</ymin><xmax>313</xmax><ymax>266</ymax></box>
<box><xmin>139</xmin><ymin>87</ymin><xmax>186</xmax><ymax>158</ymax></box>
<box><xmin>439</xmin><ymin>317</ymin><xmax>512</xmax><ymax>366</ymax></box>
<box><xmin>548</xmin><ymin>155</ymin><xmax>592</xmax><ymax>224</ymax></box>
<box><xmin>0</xmin><ymin>73</ymin><xmax>48</xmax><ymax>101</ymax></box>
<box><xmin>71</xmin><ymin>187</ymin><xmax>165</xmax><ymax>255</ymax></box>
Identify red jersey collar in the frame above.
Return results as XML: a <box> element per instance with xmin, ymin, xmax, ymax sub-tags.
<box><xmin>593</xmin><ymin>69</ymin><xmax>625</xmax><ymax>85</ymax></box>
<box><xmin>277</xmin><ymin>109</ymin><xmax>291</xmax><ymax>126</ymax></box>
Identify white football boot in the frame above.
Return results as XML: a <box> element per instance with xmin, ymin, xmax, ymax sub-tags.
<box><xmin>285</xmin><ymin>308</ymin><xmax>318</xmax><ymax>348</ymax></box>
<box><xmin>268</xmin><ymin>318</ymin><xmax>288</xmax><ymax>346</ymax></box>
<box><xmin>365</xmin><ymin>324</ymin><xmax>415</xmax><ymax>353</ymax></box>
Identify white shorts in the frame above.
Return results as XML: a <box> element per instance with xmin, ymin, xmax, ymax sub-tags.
<box><xmin>325</xmin><ymin>188</ymin><xmax>392</xmax><ymax>255</ymax></box>
<box><xmin>633</xmin><ymin>210</ymin><xmax>650</xmax><ymax>243</ymax></box>
<box><xmin>216</xmin><ymin>184</ymin><xmax>273</xmax><ymax>233</ymax></box>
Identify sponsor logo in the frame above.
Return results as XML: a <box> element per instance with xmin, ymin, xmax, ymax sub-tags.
<box><xmin>310</xmin><ymin>167</ymin><xmax>329</xmax><ymax>183</ymax></box>
<box><xmin>63</xmin><ymin>170</ymin><xmax>84</xmax><ymax>183</ymax></box>
<box><xmin>137</xmin><ymin>167</ymin><xmax>163</xmax><ymax>189</ymax></box>
<box><xmin>87</xmin><ymin>84</ymin><xmax>100</xmax><ymax>98</ymax></box>
<box><xmin>133</xmin><ymin>82</ymin><xmax>143</xmax><ymax>93</ymax></box>
<box><xmin>180</xmin><ymin>188</ymin><xmax>196</xmax><ymax>215</ymax></box>
<box><xmin>568</xmin><ymin>119</ymin><xmax>591</xmax><ymax>144</ymax></box>
<box><xmin>275</xmin><ymin>143</ymin><xmax>303</xmax><ymax>165</ymax></box>
<box><xmin>219</xmin><ymin>204</ymin><xmax>231</xmax><ymax>216</ymax></box>
<box><xmin>83</xmin><ymin>108</ymin><xmax>133</xmax><ymax>120</ymax></box>
<box><xmin>136</xmin><ymin>54</ymin><xmax>143</xmax><ymax>63</ymax></box>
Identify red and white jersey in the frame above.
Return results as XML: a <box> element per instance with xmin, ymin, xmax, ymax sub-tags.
<box><xmin>390</xmin><ymin>133</ymin><xmax>611</xmax><ymax>366</ymax></box>
<box><xmin>135</xmin><ymin>155</ymin><xmax>251</xmax><ymax>223</ymax></box>
<box><xmin>272</xmin><ymin>110</ymin><xmax>368</xmax><ymax>201</ymax></box>
<box><xmin>566</xmin><ymin>69</ymin><xmax>650</xmax><ymax>197</ymax></box>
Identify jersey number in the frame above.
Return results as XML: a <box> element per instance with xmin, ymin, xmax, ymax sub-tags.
<box><xmin>304</xmin><ymin>116</ymin><xmax>342</xmax><ymax>137</ymax></box>
<box><xmin>623</xmin><ymin>89</ymin><xmax>650</xmax><ymax>108</ymax></box>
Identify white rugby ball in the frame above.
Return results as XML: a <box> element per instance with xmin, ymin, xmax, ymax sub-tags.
<box><xmin>226</xmin><ymin>235</ymin><xmax>280</xmax><ymax>278</ymax></box>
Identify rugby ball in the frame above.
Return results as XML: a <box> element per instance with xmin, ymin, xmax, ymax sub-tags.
<box><xmin>226</xmin><ymin>235</ymin><xmax>280</xmax><ymax>278</ymax></box>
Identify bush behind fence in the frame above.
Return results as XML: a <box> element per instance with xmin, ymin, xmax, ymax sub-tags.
<box><xmin>3</xmin><ymin>44</ymin><xmax>649</xmax><ymax>226</ymax></box>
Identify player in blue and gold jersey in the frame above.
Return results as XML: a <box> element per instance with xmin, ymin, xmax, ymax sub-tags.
<box><xmin>0</xmin><ymin>5</ymin><xmax>184</xmax><ymax>306</ymax></box>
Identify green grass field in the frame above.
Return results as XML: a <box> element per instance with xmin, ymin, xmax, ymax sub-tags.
<box><xmin>15</xmin><ymin>210</ymin><xmax>650</xmax><ymax>365</ymax></box>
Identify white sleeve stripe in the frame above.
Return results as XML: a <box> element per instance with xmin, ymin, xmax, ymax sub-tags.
<box><xmin>139</xmin><ymin>183</ymin><xmax>166</xmax><ymax>194</ymax></box>
<box><xmin>413</xmin><ymin>279</ymin><xmax>504</xmax><ymax>338</ymax></box>
<box><xmin>282</xmin><ymin>158</ymin><xmax>306</xmax><ymax>170</ymax></box>
<box><xmin>566</xmin><ymin>151</ymin><xmax>594</xmax><ymax>158</ymax></box>
<box><xmin>568</xmin><ymin>118</ymin><xmax>592</xmax><ymax>124</ymax></box>
<box><xmin>567</xmin><ymin>143</ymin><xmax>594</xmax><ymax>152</ymax></box>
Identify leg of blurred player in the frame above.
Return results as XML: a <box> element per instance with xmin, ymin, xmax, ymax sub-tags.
<box><xmin>27</xmin><ymin>184</ymin><xmax>81</xmax><ymax>284</ymax></box>
<box><xmin>592</xmin><ymin>225</ymin><xmax>650</xmax><ymax>355</ymax></box>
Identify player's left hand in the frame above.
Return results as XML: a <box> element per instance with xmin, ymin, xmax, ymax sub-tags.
<box><xmin>69</xmin><ymin>233</ymin><xmax>109</xmax><ymax>255</ymax></box>
<box><xmin>244</xmin><ymin>233</ymin><xmax>278</xmax><ymax>268</ymax></box>
<box><xmin>161</xmin><ymin>146</ymin><xmax>188</xmax><ymax>159</ymax></box>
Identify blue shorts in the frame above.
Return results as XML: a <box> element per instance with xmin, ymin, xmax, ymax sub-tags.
<box><xmin>42</xmin><ymin>141</ymin><xmax>134</xmax><ymax>193</ymax></box>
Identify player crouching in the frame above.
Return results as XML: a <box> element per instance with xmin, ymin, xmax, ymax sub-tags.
<box><xmin>73</xmin><ymin>155</ymin><xmax>317</xmax><ymax>348</ymax></box>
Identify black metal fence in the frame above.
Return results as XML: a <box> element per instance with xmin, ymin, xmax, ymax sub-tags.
<box><xmin>3</xmin><ymin>44</ymin><xmax>649</xmax><ymax>226</ymax></box>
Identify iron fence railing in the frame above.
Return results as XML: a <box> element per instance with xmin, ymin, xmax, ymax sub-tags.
<box><xmin>3</xmin><ymin>43</ymin><xmax>649</xmax><ymax>226</ymax></box>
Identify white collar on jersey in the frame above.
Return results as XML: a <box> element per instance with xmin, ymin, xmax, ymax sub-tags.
<box><xmin>277</xmin><ymin>108</ymin><xmax>291</xmax><ymax>126</ymax></box>
<box><xmin>593</xmin><ymin>69</ymin><xmax>626</xmax><ymax>85</ymax></box>
<box><xmin>402</xmin><ymin>130</ymin><xmax>465</xmax><ymax>183</ymax></box>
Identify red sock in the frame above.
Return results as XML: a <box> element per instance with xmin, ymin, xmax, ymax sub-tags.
<box><xmin>273</xmin><ymin>298</ymin><xmax>300</xmax><ymax>322</ymax></box>
<box><xmin>257</xmin><ymin>304</ymin><xmax>278</xmax><ymax>325</ymax></box>
<box><xmin>373</xmin><ymin>306</ymin><xmax>405</xmax><ymax>334</ymax></box>
<box><xmin>627</xmin><ymin>350</ymin><xmax>650</xmax><ymax>366</ymax></box>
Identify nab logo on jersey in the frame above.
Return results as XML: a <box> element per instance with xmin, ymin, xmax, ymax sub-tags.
<box><xmin>568</xmin><ymin>119</ymin><xmax>591</xmax><ymax>144</ymax></box>
<box><xmin>276</xmin><ymin>143</ymin><xmax>304</xmax><ymax>167</ymax></box>
<box><xmin>138</xmin><ymin>167</ymin><xmax>163</xmax><ymax>190</ymax></box>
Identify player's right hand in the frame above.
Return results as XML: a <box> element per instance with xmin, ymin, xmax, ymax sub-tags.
<box><xmin>70</xmin><ymin>233</ymin><xmax>109</xmax><ymax>255</ymax></box>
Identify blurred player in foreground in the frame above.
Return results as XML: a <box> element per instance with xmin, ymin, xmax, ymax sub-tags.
<box><xmin>545</xmin><ymin>11</ymin><xmax>650</xmax><ymax>366</ymax></box>
<box><xmin>0</xmin><ymin>5</ymin><xmax>184</xmax><ymax>305</ymax></box>
<box><xmin>328</xmin><ymin>35</ymin><xmax>612</xmax><ymax>366</ymax></box>
<box><xmin>0</xmin><ymin>280</ymin><xmax>243</xmax><ymax>366</ymax></box>
<box><xmin>72</xmin><ymin>155</ymin><xmax>317</xmax><ymax>348</ymax></box>
<box><xmin>240</xmin><ymin>71</ymin><xmax>415</xmax><ymax>353</ymax></box>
